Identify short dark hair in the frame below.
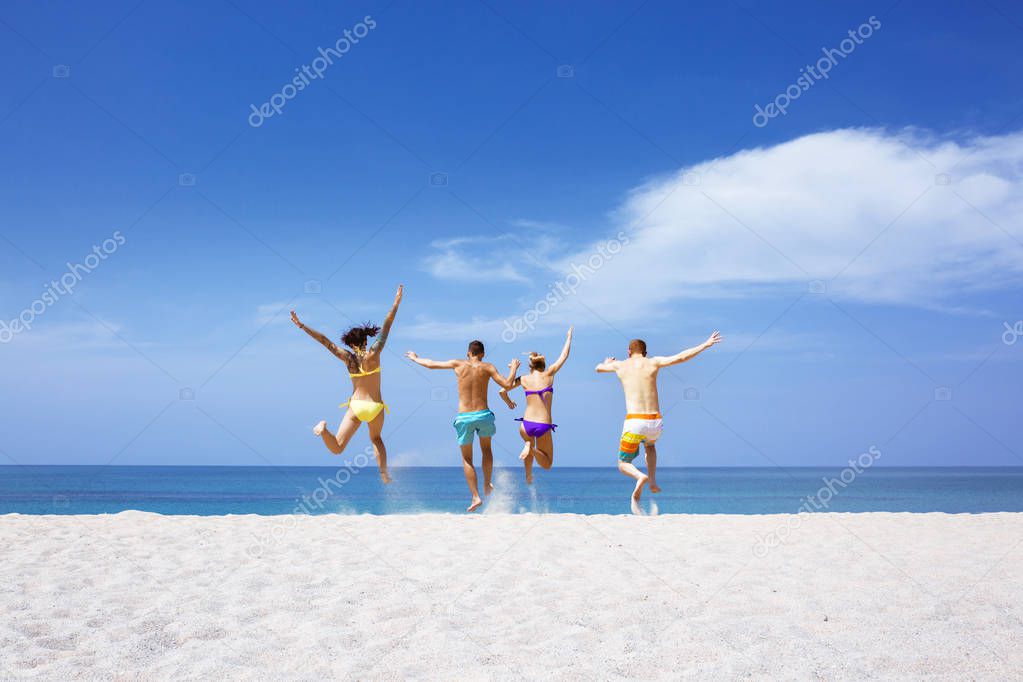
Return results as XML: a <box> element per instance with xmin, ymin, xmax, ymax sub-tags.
<box><xmin>468</xmin><ymin>340</ymin><xmax>485</xmax><ymax>357</ymax></box>
<box><xmin>628</xmin><ymin>339</ymin><xmax>647</xmax><ymax>356</ymax></box>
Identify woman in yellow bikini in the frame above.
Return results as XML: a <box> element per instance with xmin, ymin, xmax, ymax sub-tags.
<box><xmin>290</xmin><ymin>284</ymin><xmax>403</xmax><ymax>483</ymax></box>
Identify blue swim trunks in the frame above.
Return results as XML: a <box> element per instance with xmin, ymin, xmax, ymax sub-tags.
<box><xmin>453</xmin><ymin>409</ymin><xmax>496</xmax><ymax>445</ymax></box>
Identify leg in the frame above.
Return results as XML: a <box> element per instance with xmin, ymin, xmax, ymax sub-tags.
<box><xmin>532</xmin><ymin>431</ymin><xmax>553</xmax><ymax>470</ymax></box>
<box><xmin>517</xmin><ymin>425</ymin><xmax>533</xmax><ymax>460</ymax></box>
<box><xmin>479</xmin><ymin>436</ymin><xmax>495</xmax><ymax>496</ymax></box>
<box><xmin>517</xmin><ymin>425</ymin><xmax>534</xmax><ymax>484</ymax></box>
<box><xmin>645</xmin><ymin>442</ymin><xmax>660</xmax><ymax>493</ymax></box>
<box><xmin>366</xmin><ymin>410</ymin><xmax>391</xmax><ymax>484</ymax></box>
<box><xmin>314</xmin><ymin>410</ymin><xmax>360</xmax><ymax>455</ymax></box>
<box><xmin>460</xmin><ymin>442</ymin><xmax>483</xmax><ymax>512</ymax></box>
<box><xmin>617</xmin><ymin>459</ymin><xmax>649</xmax><ymax>515</ymax></box>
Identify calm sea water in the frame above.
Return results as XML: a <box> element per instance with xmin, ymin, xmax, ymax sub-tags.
<box><xmin>1</xmin><ymin>466</ymin><xmax>1022</xmax><ymax>515</ymax></box>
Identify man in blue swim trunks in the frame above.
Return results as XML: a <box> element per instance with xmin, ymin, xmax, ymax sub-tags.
<box><xmin>407</xmin><ymin>340</ymin><xmax>519</xmax><ymax>511</ymax></box>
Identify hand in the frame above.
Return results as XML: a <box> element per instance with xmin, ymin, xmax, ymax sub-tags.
<box><xmin>394</xmin><ymin>284</ymin><xmax>404</xmax><ymax>305</ymax></box>
<box><xmin>705</xmin><ymin>331</ymin><xmax>722</xmax><ymax>348</ymax></box>
<box><xmin>567</xmin><ymin>326</ymin><xmax>574</xmax><ymax>338</ymax></box>
<box><xmin>405</xmin><ymin>350</ymin><xmax>418</xmax><ymax>361</ymax></box>
<box><xmin>509</xmin><ymin>358</ymin><xmax>521</xmax><ymax>371</ymax></box>
<box><xmin>604</xmin><ymin>356</ymin><xmax>616</xmax><ymax>364</ymax></box>
<box><xmin>290</xmin><ymin>311</ymin><xmax>303</xmax><ymax>328</ymax></box>
<box><xmin>507</xmin><ymin>400</ymin><xmax>517</xmax><ymax>410</ymax></box>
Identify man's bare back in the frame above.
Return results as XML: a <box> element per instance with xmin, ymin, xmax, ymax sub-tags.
<box><xmin>452</xmin><ymin>360</ymin><xmax>504</xmax><ymax>412</ymax></box>
<box><xmin>610</xmin><ymin>355</ymin><xmax>663</xmax><ymax>414</ymax></box>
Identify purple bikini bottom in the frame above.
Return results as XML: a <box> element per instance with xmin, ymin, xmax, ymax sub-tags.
<box><xmin>515</xmin><ymin>418</ymin><xmax>557</xmax><ymax>438</ymax></box>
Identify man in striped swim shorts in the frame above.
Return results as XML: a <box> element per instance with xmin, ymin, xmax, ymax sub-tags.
<box><xmin>596</xmin><ymin>332</ymin><xmax>722</xmax><ymax>513</ymax></box>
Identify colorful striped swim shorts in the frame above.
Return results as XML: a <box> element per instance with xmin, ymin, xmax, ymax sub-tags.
<box><xmin>618</xmin><ymin>413</ymin><xmax>663</xmax><ymax>463</ymax></box>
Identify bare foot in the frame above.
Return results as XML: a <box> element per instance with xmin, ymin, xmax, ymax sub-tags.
<box><xmin>467</xmin><ymin>497</ymin><xmax>483</xmax><ymax>512</ymax></box>
<box><xmin>525</xmin><ymin>470</ymin><xmax>533</xmax><ymax>485</ymax></box>
<box><xmin>631</xmin><ymin>496</ymin><xmax>645</xmax><ymax>515</ymax></box>
<box><xmin>519</xmin><ymin>444</ymin><xmax>531</xmax><ymax>461</ymax></box>
<box><xmin>484</xmin><ymin>482</ymin><xmax>494</xmax><ymax>496</ymax></box>
<box><xmin>312</xmin><ymin>420</ymin><xmax>328</xmax><ymax>436</ymax></box>
<box><xmin>632</xmin><ymin>474</ymin><xmax>649</xmax><ymax>504</ymax></box>
<box><xmin>649</xmin><ymin>482</ymin><xmax>661</xmax><ymax>494</ymax></box>
<box><xmin>380</xmin><ymin>470</ymin><xmax>392</xmax><ymax>484</ymax></box>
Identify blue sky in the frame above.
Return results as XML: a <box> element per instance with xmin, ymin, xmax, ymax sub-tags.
<box><xmin>1</xmin><ymin>0</ymin><xmax>1021</xmax><ymax>468</ymax></box>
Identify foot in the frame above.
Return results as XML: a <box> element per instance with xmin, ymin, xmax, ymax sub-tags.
<box><xmin>467</xmin><ymin>497</ymin><xmax>483</xmax><ymax>512</ymax></box>
<box><xmin>519</xmin><ymin>444</ymin><xmax>531</xmax><ymax>461</ymax></box>
<box><xmin>525</xmin><ymin>471</ymin><xmax>534</xmax><ymax>485</ymax></box>
<box><xmin>312</xmin><ymin>420</ymin><xmax>328</xmax><ymax>436</ymax></box>
<box><xmin>632</xmin><ymin>474</ymin><xmax>649</xmax><ymax>504</ymax></box>
<box><xmin>631</xmin><ymin>496</ymin><xmax>645</xmax><ymax>515</ymax></box>
<box><xmin>484</xmin><ymin>482</ymin><xmax>494</xmax><ymax>496</ymax></box>
<box><xmin>649</xmin><ymin>481</ymin><xmax>661</xmax><ymax>494</ymax></box>
<box><xmin>380</xmin><ymin>470</ymin><xmax>392</xmax><ymax>484</ymax></box>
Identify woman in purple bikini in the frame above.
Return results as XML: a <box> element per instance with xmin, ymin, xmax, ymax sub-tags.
<box><xmin>499</xmin><ymin>327</ymin><xmax>572</xmax><ymax>484</ymax></box>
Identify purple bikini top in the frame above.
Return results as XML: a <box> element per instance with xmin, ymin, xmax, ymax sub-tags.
<box><xmin>524</xmin><ymin>385</ymin><xmax>553</xmax><ymax>398</ymax></box>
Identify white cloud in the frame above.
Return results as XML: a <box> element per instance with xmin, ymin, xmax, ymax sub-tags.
<box><xmin>553</xmin><ymin>128</ymin><xmax>1023</xmax><ymax>321</ymax></box>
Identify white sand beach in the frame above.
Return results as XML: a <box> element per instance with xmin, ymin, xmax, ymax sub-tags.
<box><xmin>2</xmin><ymin>512</ymin><xmax>1021</xmax><ymax>680</ymax></box>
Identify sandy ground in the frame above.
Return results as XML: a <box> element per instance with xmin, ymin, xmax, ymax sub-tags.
<box><xmin>1</xmin><ymin>512</ymin><xmax>1021</xmax><ymax>680</ymax></box>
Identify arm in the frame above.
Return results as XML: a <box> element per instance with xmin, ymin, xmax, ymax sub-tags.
<box><xmin>488</xmin><ymin>359</ymin><xmax>520</xmax><ymax>390</ymax></box>
<box><xmin>595</xmin><ymin>356</ymin><xmax>619</xmax><ymax>373</ymax></box>
<box><xmin>291</xmin><ymin>311</ymin><xmax>349</xmax><ymax>362</ymax></box>
<box><xmin>370</xmin><ymin>284</ymin><xmax>403</xmax><ymax>353</ymax></box>
<box><xmin>652</xmin><ymin>331</ymin><xmax>723</xmax><ymax>368</ymax></box>
<box><xmin>498</xmin><ymin>371</ymin><xmax>521</xmax><ymax>409</ymax></box>
<box><xmin>405</xmin><ymin>351</ymin><xmax>459</xmax><ymax>370</ymax></box>
<box><xmin>547</xmin><ymin>326</ymin><xmax>573</xmax><ymax>375</ymax></box>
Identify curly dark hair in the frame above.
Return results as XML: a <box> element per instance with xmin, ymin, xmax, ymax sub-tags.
<box><xmin>341</xmin><ymin>323</ymin><xmax>380</xmax><ymax>350</ymax></box>
<box><xmin>340</xmin><ymin>323</ymin><xmax>380</xmax><ymax>372</ymax></box>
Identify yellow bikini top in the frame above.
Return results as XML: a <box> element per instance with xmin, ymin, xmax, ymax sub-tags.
<box><xmin>349</xmin><ymin>366</ymin><xmax>381</xmax><ymax>379</ymax></box>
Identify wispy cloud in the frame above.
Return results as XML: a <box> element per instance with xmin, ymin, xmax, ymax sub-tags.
<box><xmin>401</xmin><ymin>314</ymin><xmax>507</xmax><ymax>342</ymax></box>
<box><xmin>3</xmin><ymin>319</ymin><xmax>129</xmax><ymax>351</ymax></box>
<box><xmin>422</xmin><ymin>243</ymin><xmax>528</xmax><ymax>283</ymax></box>
<box><xmin>421</xmin><ymin>222</ymin><xmax>566</xmax><ymax>284</ymax></box>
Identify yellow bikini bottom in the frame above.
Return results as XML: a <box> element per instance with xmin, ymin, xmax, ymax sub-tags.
<box><xmin>341</xmin><ymin>398</ymin><xmax>388</xmax><ymax>423</ymax></box>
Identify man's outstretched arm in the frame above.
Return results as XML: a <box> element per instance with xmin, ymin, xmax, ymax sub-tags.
<box><xmin>406</xmin><ymin>351</ymin><xmax>458</xmax><ymax>370</ymax></box>
<box><xmin>488</xmin><ymin>359</ymin><xmax>520</xmax><ymax>390</ymax></box>
<box><xmin>652</xmin><ymin>331</ymin><xmax>722</xmax><ymax>368</ymax></box>
<box><xmin>595</xmin><ymin>357</ymin><xmax>619</xmax><ymax>373</ymax></box>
